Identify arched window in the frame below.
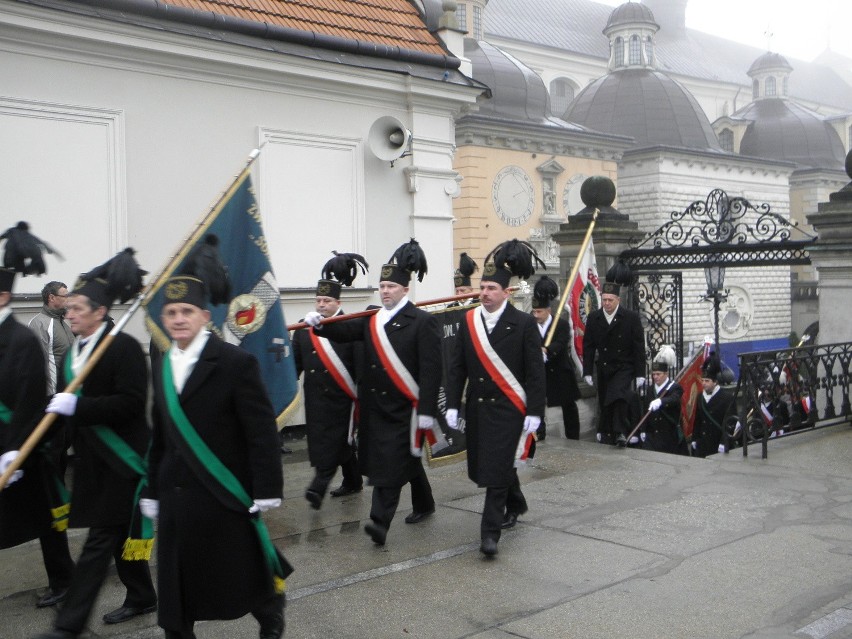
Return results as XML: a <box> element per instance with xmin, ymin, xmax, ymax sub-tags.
<box><xmin>456</xmin><ymin>3</ymin><xmax>467</xmax><ymax>33</ymax></box>
<box><xmin>719</xmin><ymin>129</ymin><xmax>734</xmax><ymax>153</ymax></box>
<box><xmin>614</xmin><ymin>37</ymin><xmax>624</xmax><ymax>67</ymax></box>
<box><xmin>753</xmin><ymin>79</ymin><xmax>759</xmax><ymax>100</ymax></box>
<box><xmin>645</xmin><ymin>37</ymin><xmax>654</xmax><ymax>66</ymax></box>
<box><xmin>766</xmin><ymin>76</ymin><xmax>776</xmax><ymax>97</ymax></box>
<box><xmin>782</xmin><ymin>76</ymin><xmax>788</xmax><ymax>96</ymax></box>
<box><xmin>549</xmin><ymin>77</ymin><xmax>577</xmax><ymax>118</ymax></box>
<box><xmin>629</xmin><ymin>35</ymin><xmax>641</xmax><ymax>65</ymax></box>
<box><xmin>473</xmin><ymin>5</ymin><xmax>483</xmax><ymax>39</ymax></box>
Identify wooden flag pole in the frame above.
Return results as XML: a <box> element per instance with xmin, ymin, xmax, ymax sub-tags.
<box><xmin>544</xmin><ymin>208</ymin><xmax>599</xmax><ymax>349</ymax></box>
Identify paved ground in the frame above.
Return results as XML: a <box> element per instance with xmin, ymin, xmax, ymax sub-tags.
<box><xmin>4</xmin><ymin>421</ymin><xmax>852</xmax><ymax>639</ymax></box>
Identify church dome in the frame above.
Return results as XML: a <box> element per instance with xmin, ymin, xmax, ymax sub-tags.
<box><xmin>736</xmin><ymin>99</ymin><xmax>845</xmax><ymax>169</ymax></box>
<box><xmin>604</xmin><ymin>2</ymin><xmax>659</xmax><ymax>33</ymax></box>
<box><xmin>564</xmin><ymin>68</ymin><xmax>721</xmax><ymax>151</ymax></box>
<box><xmin>748</xmin><ymin>52</ymin><xmax>793</xmax><ymax>76</ymax></box>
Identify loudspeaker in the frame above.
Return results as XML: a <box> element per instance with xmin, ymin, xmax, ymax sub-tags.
<box><xmin>368</xmin><ymin>116</ymin><xmax>412</xmax><ymax>162</ymax></box>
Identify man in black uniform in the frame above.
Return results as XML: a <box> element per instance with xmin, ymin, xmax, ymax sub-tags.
<box><xmin>691</xmin><ymin>357</ymin><xmax>736</xmax><ymax>458</ymax></box>
<box><xmin>530</xmin><ymin>276</ymin><xmax>580</xmax><ymax>441</ymax></box>
<box><xmin>450</xmin><ymin>252</ymin><xmax>478</xmax><ymax>306</ymax></box>
<box><xmin>446</xmin><ymin>240</ymin><xmax>546</xmax><ymax>557</ymax></box>
<box><xmin>641</xmin><ymin>355</ymin><xmax>684</xmax><ymax>454</ymax></box>
<box><xmin>145</xmin><ymin>240</ymin><xmax>289</xmax><ymax>639</ymax></box>
<box><xmin>295</xmin><ymin>252</ymin><xmax>366</xmax><ymax>510</ymax></box>
<box><xmin>0</xmin><ymin>230</ymin><xmax>75</xmax><ymax>611</ymax></box>
<box><xmin>305</xmin><ymin>240</ymin><xmax>441</xmax><ymax>546</ymax></box>
<box><xmin>582</xmin><ymin>280</ymin><xmax>645</xmax><ymax>447</ymax></box>
<box><xmin>35</xmin><ymin>249</ymin><xmax>157</xmax><ymax>639</ymax></box>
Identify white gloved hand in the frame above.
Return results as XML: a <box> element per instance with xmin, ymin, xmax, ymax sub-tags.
<box><xmin>304</xmin><ymin>311</ymin><xmax>323</xmax><ymax>327</ymax></box>
<box><xmin>418</xmin><ymin>415</ymin><xmax>435</xmax><ymax>430</ymax></box>
<box><xmin>584</xmin><ymin>375</ymin><xmax>594</xmax><ymax>386</ymax></box>
<box><xmin>139</xmin><ymin>498</ymin><xmax>159</xmax><ymax>520</ymax></box>
<box><xmin>542</xmin><ymin>352</ymin><xmax>548</xmax><ymax>363</ymax></box>
<box><xmin>635</xmin><ymin>377</ymin><xmax>646</xmax><ymax>389</ymax></box>
<box><xmin>778</xmin><ymin>370</ymin><xmax>787</xmax><ymax>385</ymax></box>
<box><xmin>649</xmin><ymin>398</ymin><xmax>662</xmax><ymax>412</ymax></box>
<box><xmin>47</xmin><ymin>393</ymin><xmax>78</xmax><ymax>416</ymax></box>
<box><xmin>249</xmin><ymin>498</ymin><xmax>282</xmax><ymax>513</ymax></box>
<box><xmin>718</xmin><ymin>443</ymin><xmax>726</xmax><ymax>453</ymax></box>
<box><xmin>445</xmin><ymin>409</ymin><xmax>458</xmax><ymax>429</ymax></box>
<box><xmin>691</xmin><ymin>440</ymin><xmax>698</xmax><ymax>450</ymax></box>
<box><xmin>640</xmin><ymin>432</ymin><xmax>647</xmax><ymax>442</ymax></box>
<box><xmin>523</xmin><ymin>416</ymin><xmax>541</xmax><ymax>434</ymax></box>
<box><xmin>0</xmin><ymin>450</ymin><xmax>23</xmax><ymax>485</ymax></box>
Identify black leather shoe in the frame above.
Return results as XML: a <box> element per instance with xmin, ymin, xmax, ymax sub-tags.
<box><xmin>258</xmin><ymin>609</ymin><xmax>285</xmax><ymax>639</ymax></box>
<box><xmin>501</xmin><ymin>512</ymin><xmax>519</xmax><ymax>529</ymax></box>
<box><xmin>36</xmin><ymin>587</ymin><xmax>69</xmax><ymax>608</ymax></box>
<box><xmin>615</xmin><ymin>434</ymin><xmax>628</xmax><ymax>448</ymax></box>
<box><xmin>102</xmin><ymin>604</ymin><xmax>157</xmax><ymax>624</ymax></box>
<box><xmin>364</xmin><ymin>521</ymin><xmax>387</xmax><ymax>546</ymax></box>
<box><xmin>329</xmin><ymin>484</ymin><xmax>362</xmax><ymax>498</ymax></box>
<box><xmin>480</xmin><ymin>538</ymin><xmax>498</xmax><ymax>557</ymax></box>
<box><xmin>404</xmin><ymin>509</ymin><xmax>435</xmax><ymax>524</ymax></box>
<box><xmin>305</xmin><ymin>489</ymin><xmax>322</xmax><ymax>510</ymax></box>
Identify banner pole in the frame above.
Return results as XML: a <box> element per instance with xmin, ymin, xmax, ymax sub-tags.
<box><xmin>544</xmin><ymin>208</ymin><xmax>599</xmax><ymax>349</ymax></box>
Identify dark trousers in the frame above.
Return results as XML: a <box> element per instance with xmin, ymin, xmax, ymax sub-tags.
<box><xmin>55</xmin><ymin>525</ymin><xmax>156</xmax><ymax>634</ymax></box>
<box><xmin>164</xmin><ymin>594</ymin><xmax>285</xmax><ymax>639</ymax></box>
<box><xmin>481</xmin><ymin>470</ymin><xmax>526</xmax><ymax>542</ymax></box>
<box><xmin>369</xmin><ymin>464</ymin><xmax>434</xmax><ymax>529</ymax></box>
<box><xmin>599</xmin><ymin>399</ymin><xmax>630</xmax><ymax>438</ymax></box>
<box><xmin>543</xmin><ymin>399</ymin><xmax>580</xmax><ymax>440</ymax></box>
<box><xmin>308</xmin><ymin>448</ymin><xmax>362</xmax><ymax>496</ymax></box>
<box><xmin>39</xmin><ymin>527</ymin><xmax>74</xmax><ymax>592</ymax></box>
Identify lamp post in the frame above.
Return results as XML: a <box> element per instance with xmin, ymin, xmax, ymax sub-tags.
<box><xmin>704</xmin><ymin>265</ymin><xmax>728</xmax><ymax>357</ymax></box>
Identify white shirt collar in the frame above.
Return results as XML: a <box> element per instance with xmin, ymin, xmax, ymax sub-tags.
<box><xmin>376</xmin><ymin>295</ymin><xmax>409</xmax><ymax>326</ymax></box>
<box><xmin>0</xmin><ymin>307</ymin><xmax>11</xmax><ymax>325</ymax></box>
<box><xmin>72</xmin><ymin>322</ymin><xmax>108</xmax><ymax>377</ymax></box>
<box><xmin>536</xmin><ymin>314</ymin><xmax>552</xmax><ymax>339</ymax></box>
<box><xmin>169</xmin><ymin>330</ymin><xmax>211</xmax><ymax>393</ymax></box>
<box><xmin>480</xmin><ymin>300</ymin><xmax>508</xmax><ymax>333</ymax></box>
<box><xmin>603</xmin><ymin>304</ymin><xmax>619</xmax><ymax>324</ymax></box>
<box><xmin>703</xmin><ymin>385</ymin><xmax>721</xmax><ymax>402</ymax></box>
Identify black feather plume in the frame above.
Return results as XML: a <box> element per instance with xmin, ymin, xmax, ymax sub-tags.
<box><xmin>458</xmin><ymin>252</ymin><xmax>478</xmax><ymax>277</ymax></box>
<box><xmin>390</xmin><ymin>238</ymin><xmax>428</xmax><ymax>282</ymax></box>
<box><xmin>181</xmin><ymin>234</ymin><xmax>231</xmax><ymax>306</ymax></box>
<box><xmin>606</xmin><ymin>260</ymin><xmax>632</xmax><ymax>286</ymax></box>
<box><xmin>322</xmin><ymin>251</ymin><xmax>369</xmax><ymax>287</ymax></box>
<box><xmin>81</xmin><ymin>248</ymin><xmax>147</xmax><ymax>303</ymax></box>
<box><xmin>0</xmin><ymin>221</ymin><xmax>63</xmax><ymax>276</ymax></box>
<box><xmin>483</xmin><ymin>239</ymin><xmax>546</xmax><ymax>281</ymax></box>
<box><xmin>533</xmin><ymin>275</ymin><xmax>559</xmax><ymax>306</ymax></box>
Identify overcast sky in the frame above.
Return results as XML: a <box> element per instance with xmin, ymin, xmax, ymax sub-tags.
<box><xmin>595</xmin><ymin>0</ymin><xmax>852</xmax><ymax>62</ymax></box>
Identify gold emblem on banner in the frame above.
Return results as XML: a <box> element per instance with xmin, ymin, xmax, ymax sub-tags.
<box><xmin>165</xmin><ymin>280</ymin><xmax>189</xmax><ymax>300</ymax></box>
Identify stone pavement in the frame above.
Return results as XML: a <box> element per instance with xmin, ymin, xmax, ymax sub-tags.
<box><xmin>4</xmin><ymin>422</ymin><xmax>852</xmax><ymax>639</ymax></box>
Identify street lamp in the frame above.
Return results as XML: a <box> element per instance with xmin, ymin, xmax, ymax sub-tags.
<box><xmin>704</xmin><ymin>265</ymin><xmax>728</xmax><ymax>358</ymax></box>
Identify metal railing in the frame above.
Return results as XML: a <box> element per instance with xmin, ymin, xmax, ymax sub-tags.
<box><xmin>729</xmin><ymin>342</ymin><xmax>852</xmax><ymax>459</ymax></box>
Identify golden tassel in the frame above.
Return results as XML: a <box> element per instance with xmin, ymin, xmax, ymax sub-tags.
<box><xmin>121</xmin><ymin>537</ymin><xmax>154</xmax><ymax>561</ymax></box>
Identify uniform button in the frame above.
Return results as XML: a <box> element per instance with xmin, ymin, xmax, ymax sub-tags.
<box><xmin>478</xmin><ymin>398</ymin><xmax>483</xmax><ymax>403</ymax></box>
<box><xmin>489</xmin><ymin>398</ymin><xmax>495</xmax><ymax>402</ymax></box>
<box><xmin>311</xmin><ymin>350</ymin><xmax>317</xmax><ymax>354</ymax></box>
<box><xmin>478</xmin><ymin>377</ymin><xmax>485</xmax><ymax>382</ymax></box>
<box><xmin>309</xmin><ymin>369</ymin><xmax>315</xmax><ymax>373</ymax></box>
<box><xmin>381</xmin><ymin>391</ymin><xmax>387</xmax><ymax>396</ymax></box>
<box><xmin>371</xmin><ymin>364</ymin><xmax>376</xmax><ymax>369</ymax></box>
<box><xmin>370</xmin><ymin>388</ymin><xmax>376</xmax><ymax>392</ymax></box>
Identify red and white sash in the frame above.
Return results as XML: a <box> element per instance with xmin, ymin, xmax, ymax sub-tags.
<box><xmin>465</xmin><ymin>309</ymin><xmax>533</xmax><ymax>465</ymax></box>
<box><xmin>369</xmin><ymin>314</ymin><xmax>447</xmax><ymax>457</ymax></box>
<box><xmin>309</xmin><ymin>329</ymin><xmax>358</xmax><ymax>444</ymax></box>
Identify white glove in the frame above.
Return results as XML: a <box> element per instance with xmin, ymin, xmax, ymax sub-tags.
<box><xmin>542</xmin><ymin>352</ymin><xmax>548</xmax><ymax>363</ymax></box>
<box><xmin>718</xmin><ymin>443</ymin><xmax>726</xmax><ymax>453</ymax></box>
<box><xmin>139</xmin><ymin>498</ymin><xmax>159</xmax><ymax>520</ymax></box>
<box><xmin>691</xmin><ymin>440</ymin><xmax>698</xmax><ymax>450</ymax></box>
<box><xmin>523</xmin><ymin>416</ymin><xmax>541</xmax><ymax>434</ymax></box>
<box><xmin>304</xmin><ymin>311</ymin><xmax>323</xmax><ymax>327</ymax></box>
<box><xmin>635</xmin><ymin>377</ymin><xmax>646</xmax><ymax>389</ymax></box>
<box><xmin>48</xmin><ymin>393</ymin><xmax>78</xmax><ymax>416</ymax></box>
<box><xmin>584</xmin><ymin>375</ymin><xmax>593</xmax><ymax>386</ymax></box>
<box><xmin>249</xmin><ymin>498</ymin><xmax>282</xmax><ymax>513</ymax></box>
<box><xmin>0</xmin><ymin>450</ymin><xmax>23</xmax><ymax>485</ymax></box>
<box><xmin>778</xmin><ymin>370</ymin><xmax>787</xmax><ymax>385</ymax></box>
<box><xmin>418</xmin><ymin>415</ymin><xmax>435</xmax><ymax>430</ymax></box>
<box><xmin>445</xmin><ymin>409</ymin><xmax>458</xmax><ymax>429</ymax></box>
<box><xmin>628</xmin><ymin>436</ymin><xmax>639</xmax><ymax>445</ymax></box>
<box><xmin>640</xmin><ymin>432</ymin><xmax>647</xmax><ymax>442</ymax></box>
<box><xmin>649</xmin><ymin>398</ymin><xmax>662</xmax><ymax>412</ymax></box>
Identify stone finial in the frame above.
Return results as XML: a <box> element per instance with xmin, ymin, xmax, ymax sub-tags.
<box><xmin>439</xmin><ymin>0</ymin><xmax>459</xmax><ymax>30</ymax></box>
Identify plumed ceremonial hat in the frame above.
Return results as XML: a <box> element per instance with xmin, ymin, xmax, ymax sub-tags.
<box><xmin>317</xmin><ymin>251</ymin><xmax>369</xmax><ymax>299</ymax></box>
<box><xmin>73</xmin><ymin>247</ymin><xmax>146</xmax><ymax>310</ymax></box>
<box><xmin>481</xmin><ymin>239</ymin><xmax>545</xmax><ymax>289</ymax></box>
<box><xmin>652</xmin><ymin>344</ymin><xmax>676</xmax><ymax>373</ymax></box>
<box><xmin>530</xmin><ymin>275</ymin><xmax>559</xmax><ymax>310</ymax></box>
<box><xmin>701</xmin><ymin>356</ymin><xmax>722</xmax><ymax>382</ymax></box>
<box><xmin>380</xmin><ymin>239</ymin><xmax>427</xmax><ymax>286</ymax></box>
<box><xmin>453</xmin><ymin>252</ymin><xmax>478</xmax><ymax>288</ymax></box>
<box><xmin>163</xmin><ymin>234</ymin><xmax>231</xmax><ymax>309</ymax></box>
<box><xmin>602</xmin><ymin>259</ymin><xmax>632</xmax><ymax>296</ymax></box>
<box><xmin>0</xmin><ymin>221</ymin><xmax>62</xmax><ymax>293</ymax></box>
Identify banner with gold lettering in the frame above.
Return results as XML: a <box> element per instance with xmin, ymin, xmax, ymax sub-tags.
<box><xmin>143</xmin><ymin>168</ymin><xmax>299</xmax><ymax>425</ymax></box>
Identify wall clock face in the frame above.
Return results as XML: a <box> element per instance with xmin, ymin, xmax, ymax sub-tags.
<box><xmin>492</xmin><ymin>165</ymin><xmax>535</xmax><ymax>227</ymax></box>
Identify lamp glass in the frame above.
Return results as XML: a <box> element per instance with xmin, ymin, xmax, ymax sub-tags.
<box><xmin>704</xmin><ymin>265</ymin><xmax>726</xmax><ymax>292</ymax></box>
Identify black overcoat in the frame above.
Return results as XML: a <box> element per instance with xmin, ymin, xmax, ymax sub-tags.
<box><xmin>692</xmin><ymin>386</ymin><xmax>735</xmax><ymax>458</ymax></box>
<box><xmin>318</xmin><ymin>302</ymin><xmax>441</xmax><ymax>487</ymax></box>
<box><xmin>642</xmin><ymin>380</ymin><xmax>684</xmax><ymax>454</ymax></box>
<box><xmin>59</xmin><ymin>321</ymin><xmax>150</xmax><ymax>529</ymax></box>
<box><xmin>543</xmin><ymin>315</ymin><xmax>580</xmax><ymax>403</ymax></box>
<box><xmin>292</xmin><ymin>315</ymin><xmax>360</xmax><ymax>470</ymax></box>
<box><xmin>0</xmin><ymin>314</ymin><xmax>54</xmax><ymax>547</ymax></box>
<box><xmin>446</xmin><ymin>304</ymin><xmax>545</xmax><ymax>487</ymax></box>
<box><xmin>582</xmin><ymin>305</ymin><xmax>645</xmax><ymax>406</ymax></box>
<box><xmin>149</xmin><ymin>334</ymin><xmax>284</xmax><ymax>628</ymax></box>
